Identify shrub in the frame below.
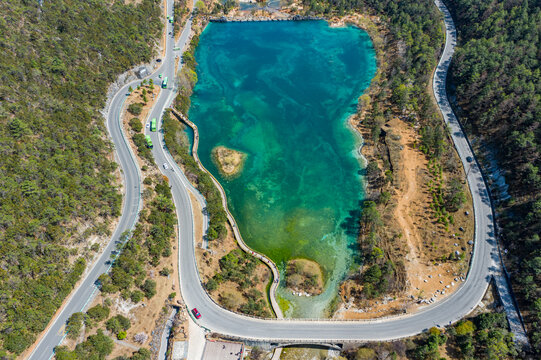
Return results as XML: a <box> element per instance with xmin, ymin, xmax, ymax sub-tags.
<box><xmin>141</xmin><ymin>279</ymin><xmax>156</xmax><ymax>298</ymax></box>
<box><xmin>106</xmin><ymin>315</ymin><xmax>131</xmax><ymax>334</ymax></box>
<box><xmin>159</xmin><ymin>267</ymin><xmax>171</xmax><ymax>276</ymax></box>
<box><xmin>355</xmin><ymin>347</ymin><xmax>377</xmax><ymax>360</ymax></box>
<box><xmin>66</xmin><ymin>312</ymin><xmax>84</xmax><ymax>340</ymax></box>
<box><xmin>129</xmin><ymin>117</ymin><xmax>143</xmax><ymax>132</ymax></box>
<box><xmin>128</xmin><ymin>103</ymin><xmax>143</xmax><ymax>115</ymax></box>
<box><xmin>206</xmin><ymin>278</ymin><xmax>218</xmax><ymax>291</ymax></box>
<box><xmin>455</xmin><ymin>320</ymin><xmax>475</xmax><ymax>336</ymax></box>
<box><xmin>131</xmin><ymin>290</ymin><xmax>144</xmax><ymax>303</ymax></box>
<box><xmin>86</xmin><ymin>304</ymin><xmax>110</xmax><ymax>322</ymax></box>
<box><xmin>131</xmin><ymin>348</ymin><xmax>151</xmax><ymax>360</ymax></box>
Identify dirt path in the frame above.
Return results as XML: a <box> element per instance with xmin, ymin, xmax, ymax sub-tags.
<box><xmin>391</xmin><ymin>118</ymin><xmax>465</xmax><ymax>304</ymax></box>
<box><xmin>394</xmin><ymin>119</ymin><xmax>425</xmax><ymax>274</ymax></box>
<box><xmin>335</xmin><ymin>118</ymin><xmax>473</xmax><ymax>320</ymax></box>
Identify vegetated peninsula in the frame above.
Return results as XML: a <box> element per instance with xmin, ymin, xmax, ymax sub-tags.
<box><xmin>285</xmin><ymin>259</ymin><xmax>324</xmax><ymax>296</ymax></box>
<box><xmin>212</xmin><ymin>145</ymin><xmax>247</xmax><ymax>178</ymax></box>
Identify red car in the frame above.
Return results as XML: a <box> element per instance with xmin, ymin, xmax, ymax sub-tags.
<box><xmin>191</xmin><ymin>308</ymin><xmax>201</xmax><ymax>319</ymax></box>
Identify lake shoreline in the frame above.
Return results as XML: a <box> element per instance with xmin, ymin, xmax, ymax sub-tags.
<box><xmin>189</xmin><ymin>18</ymin><xmax>376</xmax><ymax>317</ymax></box>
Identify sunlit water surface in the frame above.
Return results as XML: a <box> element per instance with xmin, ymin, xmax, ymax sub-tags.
<box><xmin>189</xmin><ymin>20</ymin><xmax>376</xmax><ymax>317</ymax></box>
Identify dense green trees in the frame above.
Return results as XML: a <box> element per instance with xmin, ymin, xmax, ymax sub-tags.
<box><xmin>448</xmin><ymin>313</ymin><xmax>517</xmax><ymax>359</ymax></box>
<box><xmin>0</xmin><ymin>0</ymin><xmax>162</xmax><ymax>354</ymax></box>
<box><xmin>99</xmin><ymin>178</ymin><xmax>175</xmax><ymax>300</ymax></box>
<box><xmin>411</xmin><ymin>327</ymin><xmax>447</xmax><ymax>360</ymax></box>
<box><xmin>55</xmin><ymin>330</ymin><xmax>113</xmax><ymax>360</ymax></box>
<box><xmin>445</xmin><ymin>0</ymin><xmax>541</xmax><ymax>353</ymax></box>
<box><xmin>175</xmin><ymin>35</ymin><xmax>200</xmax><ymax>114</ymax></box>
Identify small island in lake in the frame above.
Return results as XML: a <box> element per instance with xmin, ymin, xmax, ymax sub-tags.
<box><xmin>286</xmin><ymin>259</ymin><xmax>324</xmax><ymax>296</ymax></box>
<box><xmin>212</xmin><ymin>146</ymin><xmax>247</xmax><ymax>178</ymax></box>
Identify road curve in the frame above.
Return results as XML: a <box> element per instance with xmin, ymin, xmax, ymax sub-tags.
<box><xmin>30</xmin><ymin>0</ymin><xmax>501</xmax><ymax>357</ymax></box>
<box><xmin>150</xmin><ymin>0</ymin><xmax>497</xmax><ymax>342</ymax></box>
<box><xmin>167</xmin><ymin>108</ymin><xmax>284</xmax><ymax>319</ymax></box>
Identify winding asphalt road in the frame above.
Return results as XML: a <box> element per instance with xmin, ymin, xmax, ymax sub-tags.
<box><xmin>29</xmin><ymin>0</ymin><xmax>514</xmax><ymax>358</ymax></box>
<box><xmin>152</xmin><ymin>0</ymin><xmax>498</xmax><ymax>343</ymax></box>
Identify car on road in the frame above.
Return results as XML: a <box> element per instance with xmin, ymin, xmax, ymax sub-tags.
<box><xmin>466</xmin><ymin>156</ymin><xmax>473</xmax><ymax>163</ymax></box>
<box><xmin>156</xmin><ymin>58</ymin><xmax>162</xmax><ymax>62</ymax></box>
<box><xmin>163</xmin><ymin>163</ymin><xmax>169</xmax><ymax>170</ymax></box>
<box><xmin>192</xmin><ymin>308</ymin><xmax>201</xmax><ymax>319</ymax></box>
<box><xmin>159</xmin><ymin>74</ymin><xmax>162</xmax><ymax>78</ymax></box>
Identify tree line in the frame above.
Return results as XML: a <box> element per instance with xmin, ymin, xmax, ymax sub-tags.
<box><xmin>445</xmin><ymin>0</ymin><xmax>541</xmax><ymax>354</ymax></box>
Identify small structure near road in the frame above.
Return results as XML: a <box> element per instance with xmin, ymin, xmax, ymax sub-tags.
<box><xmin>172</xmin><ymin>341</ymin><xmax>188</xmax><ymax>360</ymax></box>
<box><xmin>136</xmin><ymin>66</ymin><xmax>148</xmax><ymax>79</ymax></box>
<box><xmin>202</xmin><ymin>340</ymin><xmax>244</xmax><ymax>360</ymax></box>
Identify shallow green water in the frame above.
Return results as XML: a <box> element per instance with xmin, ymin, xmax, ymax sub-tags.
<box><xmin>189</xmin><ymin>20</ymin><xmax>376</xmax><ymax>317</ymax></box>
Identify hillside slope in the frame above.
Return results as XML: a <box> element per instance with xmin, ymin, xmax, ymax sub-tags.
<box><xmin>0</xmin><ymin>0</ymin><xmax>162</xmax><ymax>355</ymax></box>
<box><xmin>445</xmin><ymin>0</ymin><xmax>541</xmax><ymax>353</ymax></box>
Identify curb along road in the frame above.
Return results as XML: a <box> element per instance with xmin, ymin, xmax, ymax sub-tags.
<box><xmin>30</xmin><ymin>1</ymin><xmax>526</xmax><ymax>357</ymax></box>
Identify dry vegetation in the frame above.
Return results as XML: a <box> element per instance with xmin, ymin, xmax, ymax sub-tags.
<box><xmin>321</xmin><ymin>11</ymin><xmax>474</xmax><ymax>319</ymax></box>
<box><xmin>285</xmin><ymin>259</ymin><xmax>324</xmax><ymax>296</ymax></box>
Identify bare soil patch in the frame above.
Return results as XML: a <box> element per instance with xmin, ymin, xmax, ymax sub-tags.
<box><xmin>336</xmin><ymin>117</ymin><xmax>473</xmax><ymax>319</ymax></box>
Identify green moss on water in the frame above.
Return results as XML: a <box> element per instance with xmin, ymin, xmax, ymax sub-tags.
<box><xmin>277</xmin><ymin>294</ymin><xmax>292</xmax><ymax>315</ymax></box>
<box><xmin>189</xmin><ymin>20</ymin><xmax>376</xmax><ymax>317</ymax></box>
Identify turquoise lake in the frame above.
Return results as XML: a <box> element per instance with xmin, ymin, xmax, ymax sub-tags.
<box><xmin>189</xmin><ymin>20</ymin><xmax>377</xmax><ymax>317</ymax></box>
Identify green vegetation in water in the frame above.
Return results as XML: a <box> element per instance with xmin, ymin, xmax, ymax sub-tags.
<box><xmin>0</xmin><ymin>0</ymin><xmax>162</xmax><ymax>355</ymax></box>
<box><xmin>277</xmin><ymin>294</ymin><xmax>292</xmax><ymax>315</ymax></box>
<box><xmin>188</xmin><ymin>20</ymin><xmax>376</xmax><ymax>317</ymax></box>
